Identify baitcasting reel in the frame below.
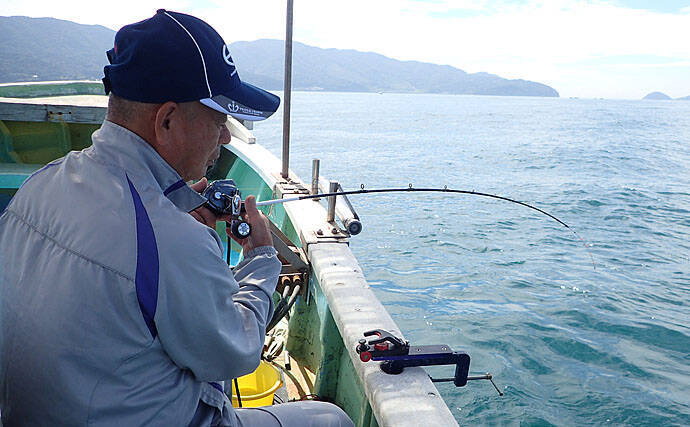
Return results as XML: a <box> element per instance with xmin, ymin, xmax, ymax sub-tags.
<box><xmin>202</xmin><ymin>179</ymin><xmax>251</xmax><ymax>239</ymax></box>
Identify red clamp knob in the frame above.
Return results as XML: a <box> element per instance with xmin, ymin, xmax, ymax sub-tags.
<box><xmin>374</xmin><ymin>342</ymin><xmax>389</xmax><ymax>352</ymax></box>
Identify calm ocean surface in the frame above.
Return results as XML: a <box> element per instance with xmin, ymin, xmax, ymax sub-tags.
<box><xmin>251</xmin><ymin>92</ymin><xmax>690</xmax><ymax>425</ymax></box>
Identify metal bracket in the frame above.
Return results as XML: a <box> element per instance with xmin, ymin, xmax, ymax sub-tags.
<box><xmin>271</xmin><ymin>175</ymin><xmax>349</xmax><ymax>249</ymax></box>
<box><xmin>268</xmin><ymin>219</ymin><xmax>310</xmax><ymax>301</ymax></box>
<box><xmin>47</xmin><ymin>109</ymin><xmax>73</xmax><ymax>123</ymax></box>
<box><xmin>356</xmin><ymin>329</ymin><xmax>470</xmax><ymax>386</ymax></box>
<box><xmin>354</xmin><ymin>329</ymin><xmax>503</xmax><ymax>396</ymax></box>
<box><xmin>300</xmin><ymin>226</ymin><xmax>350</xmax><ymax>250</ymax></box>
<box><xmin>272</xmin><ymin>173</ymin><xmax>311</xmax><ymax>196</ymax></box>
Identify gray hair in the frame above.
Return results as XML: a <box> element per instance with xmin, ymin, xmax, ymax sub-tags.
<box><xmin>105</xmin><ymin>94</ymin><xmax>162</xmax><ymax>124</ymax></box>
<box><xmin>106</xmin><ymin>95</ymin><xmax>201</xmax><ymax>126</ymax></box>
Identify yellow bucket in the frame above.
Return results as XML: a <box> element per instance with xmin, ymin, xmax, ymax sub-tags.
<box><xmin>231</xmin><ymin>361</ymin><xmax>283</xmax><ymax>407</ymax></box>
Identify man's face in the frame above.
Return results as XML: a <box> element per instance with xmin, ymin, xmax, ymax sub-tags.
<box><xmin>171</xmin><ymin>102</ymin><xmax>231</xmax><ymax>181</ymax></box>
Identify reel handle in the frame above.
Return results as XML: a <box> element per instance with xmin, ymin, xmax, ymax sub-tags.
<box><xmin>230</xmin><ymin>220</ymin><xmax>251</xmax><ymax>239</ymax></box>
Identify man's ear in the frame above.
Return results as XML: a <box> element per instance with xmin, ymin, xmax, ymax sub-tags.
<box><xmin>154</xmin><ymin>101</ymin><xmax>179</xmax><ymax>144</ymax></box>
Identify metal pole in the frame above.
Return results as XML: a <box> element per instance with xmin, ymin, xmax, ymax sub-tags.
<box><xmin>327</xmin><ymin>181</ymin><xmax>338</xmax><ymax>223</ymax></box>
<box><xmin>311</xmin><ymin>159</ymin><xmax>320</xmax><ymax>196</ymax></box>
<box><xmin>281</xmin><ymin>0</ymin><xmax>294</xmax><ymax>179</ymax></box>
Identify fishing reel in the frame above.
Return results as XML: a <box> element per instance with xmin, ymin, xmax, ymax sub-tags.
<box><xmin>202</xmin><ymin>179</ymin><xmax>251</xmax><ymax>239</ymax></box>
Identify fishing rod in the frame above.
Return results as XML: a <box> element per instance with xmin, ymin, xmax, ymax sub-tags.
<box><xmin>203</xmin><ymin>180</ymin><xmax>596</xmax><ymax>269</ymax></box>
<box><xmin>261</xmin><ymin>184</ymin><xmax>567</xmax><ymax>225</ymax></box>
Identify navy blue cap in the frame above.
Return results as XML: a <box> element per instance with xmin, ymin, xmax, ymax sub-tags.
<box><xmin>103</xmin><ymin>9</ymin><xmax>279</xmax><ymax>121</ymax></box>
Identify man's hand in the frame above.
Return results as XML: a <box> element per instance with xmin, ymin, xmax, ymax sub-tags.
<box><xmin>189</xmin><ymin>178</ymin><xmax>273</xmax><ymax>252</ymax></box>
<box><xmin>229</xmin><ymin>195</ymin><xmax>273</xmax><ymax>252</ymax></box>
<box><xmin>189</xmin><ymin>177</ymin><xmax>222</xmax><ymax>227</ymax></box>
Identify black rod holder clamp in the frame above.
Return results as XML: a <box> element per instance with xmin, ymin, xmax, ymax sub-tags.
<box><xmin>355</xmin><ymin>329</ymin><xmax>470</xmax><ymax>387</ymax></box>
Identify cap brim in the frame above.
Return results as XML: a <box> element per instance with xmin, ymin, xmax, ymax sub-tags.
<box><xmin>200</xmin><ymin>81</ymin><xmax>280</xmax><ymax>121</ymax></box>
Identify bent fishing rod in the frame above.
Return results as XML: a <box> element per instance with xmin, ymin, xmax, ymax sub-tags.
<box><xmin>202</xmin><ymin>180</ymin><xmax>595</xmax><ymax>269</ymax></box>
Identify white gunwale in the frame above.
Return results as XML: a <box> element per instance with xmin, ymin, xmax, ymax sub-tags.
<box><xmin>228</xmin><ymin>136</ymin><xmax>459</xmax><ymax>426</ymax></box>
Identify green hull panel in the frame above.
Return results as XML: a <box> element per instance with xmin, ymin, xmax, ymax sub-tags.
<box><xmin>0</xmin><ymin>117</ymin><xmax>99</xmax><ymax>212</ymax></box>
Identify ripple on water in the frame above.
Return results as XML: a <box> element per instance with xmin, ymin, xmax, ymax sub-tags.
<box><xmin>255</xmin><ymin>93</ymin><xmax>690</xmax><ymax>424</ymax></box>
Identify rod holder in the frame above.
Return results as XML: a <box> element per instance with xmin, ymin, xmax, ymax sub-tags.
<box><xmin>319</xmin><ymin>179</ymin><xmax>363</xmax><ymax>235</ymax></box>
<box><xmin>327</xmin><ymin>181</ymin><xmax>338</xmax><ymax>223</ymax></box>
<box><xmin>311</xmin><ymin>159</ymin><xmax>320</xmax><ymax>197</ymax></box>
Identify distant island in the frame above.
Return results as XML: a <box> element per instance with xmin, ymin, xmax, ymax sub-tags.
<box><xmin>643</xmin><ymin>92</ymin><xmax>672</xmax><ymax>100</ymax></box>
<box><xmin>0</xmin><ymin>15</ymin><xmax>559</xmax><ymax>97</ymax></box>
<box><xmin>642</xmin><ymin>91</ymin><xmax>690</xmax><ymax>101</ymax></box>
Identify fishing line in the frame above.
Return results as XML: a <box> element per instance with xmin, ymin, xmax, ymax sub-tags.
<box><xmin>256</xmin><ymin>184</ymin><xmax>596</xmax><ymax>269</ymax></box>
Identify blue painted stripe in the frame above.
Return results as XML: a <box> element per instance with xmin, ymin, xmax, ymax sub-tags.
<box><xmin>163</xmin><ymin>179</ymin><xmax>186</xmax><ymax>196</ymax></box>
<box><xmin>209</xmin><ymin>382</ymin><xmax>224</xmax><ymax>392</ymax></box>
<box><xmin>127</xmin><ymin>175</ymin><xmax>160</xmax><ymax>339</ymax></box>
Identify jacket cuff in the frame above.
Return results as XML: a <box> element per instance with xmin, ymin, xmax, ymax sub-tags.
<box><xmin>243</xmin><ymin>245</ymin><xmax>277</xmax><ymax>259</ymax></box>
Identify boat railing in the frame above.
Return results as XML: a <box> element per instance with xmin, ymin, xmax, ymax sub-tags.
<box><xmin>0</xmin><ymin>81</ymin><xmax>104</xmax><ymax>98</ymax></box>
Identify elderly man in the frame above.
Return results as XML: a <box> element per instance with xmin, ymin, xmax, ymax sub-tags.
<box><xmin>0</xmin><ymin>9</ymin><xmax>353</xmax><ymax>427</ymax></box>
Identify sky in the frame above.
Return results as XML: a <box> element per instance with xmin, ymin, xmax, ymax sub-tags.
<box><xmin>2</xmin><ymin>0</ymin><xmax>689</xmax><ymax>99</ymax></box>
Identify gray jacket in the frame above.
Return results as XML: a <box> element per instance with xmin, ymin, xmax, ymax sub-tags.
<box><xmin>0</xmin><ymin>121</ymin><xmax>281</xmax><ymax>426</ymax></box>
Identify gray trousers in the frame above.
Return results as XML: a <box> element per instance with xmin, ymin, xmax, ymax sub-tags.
<box><xmin>231</xmin><ymin>401</ymin><xmax>355</xmax><ymax>427</ymax></box>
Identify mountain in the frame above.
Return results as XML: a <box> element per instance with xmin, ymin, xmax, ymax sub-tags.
<box><xmin>677</xmin><ymin>95</ymin><xmax>690</xmax><ymax>101</ymax></box>
<box><xmin>0</xmin><ymin>16</ymin><xmax>559</xmax><ymax>97</ymax></box>
<box><xmin>0</xmin><ymin>16</ymin><xmax>114</xmax><ymax>82</ymax></box>
<box><xmin>642</xmin><ymin>91</ymin><xmax>672</xmax><ymax>100</ymax></box>
<box><xmin>229</xmin><ymin>39</ymin><xmax>559</xmax><ymax>97</ymax></box>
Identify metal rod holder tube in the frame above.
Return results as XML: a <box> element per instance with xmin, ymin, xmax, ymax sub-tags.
<box><xmin>281</xmin><ymin>0</ymin><xmax>294</xmax><ymax>179</ymax></box>
<box><xmin>319</xmin><ymin>178</ymin><xmax>363</xmax><ymax>235</ymax></box>
<box><xmin>327</xmin><ymin>181</ymin><xmax>338</xmax><ymax>223</ymax></box>
<box><xmin>311</xmin><ymin>159</ymin><xmax>320</xmax><ymax>197</ymax></box>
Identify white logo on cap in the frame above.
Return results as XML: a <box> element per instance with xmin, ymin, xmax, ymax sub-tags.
<box><xmin>227</xmin><ymin>101</ymin><xmax>261</xmax><ymax>116</ymax></box>
<box><xmin>222</xmin><ymin>45</ymin><xmax>238</xmax><ymax>77</ymax></box>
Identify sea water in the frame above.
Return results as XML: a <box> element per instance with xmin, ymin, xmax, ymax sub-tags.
<box><xmin>252</xmin><ymin>92</ymin><xmax>690</xmax><ymax>425</ymax></box>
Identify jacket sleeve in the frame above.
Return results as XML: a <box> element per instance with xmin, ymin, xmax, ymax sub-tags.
<box><xmin>154</xmin><ymin>218</ymin><xmax>281</xmax><ymax>382</ymax></box>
